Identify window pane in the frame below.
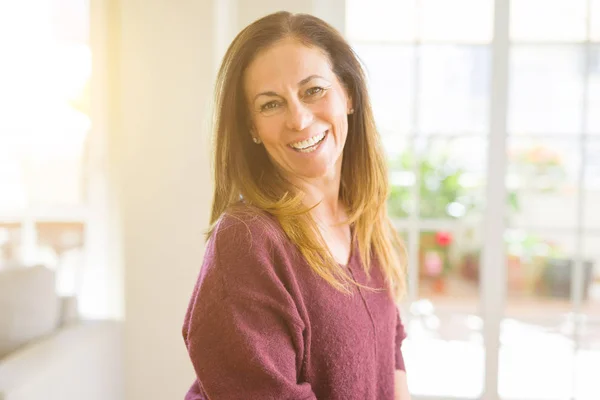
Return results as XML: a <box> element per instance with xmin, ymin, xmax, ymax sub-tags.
<box><xmin>420</xmin><ymin>0</ymin><xmax>493</xmax><ymax>43</ymax></box>
<box><xmin>405</xmin><ymin>331</ymin><xmax>484</xmax><ymax>397</ymax></box>
<box><xmin>507</xmin><ymin>137</ymin><xmax>581</xmax><ymax>230</ymax></box>
<box><xmin>500</xmin><ymin>231</ymin><xmax>577</xmax><ymax>399</ymax></box>
<box><xmin>402</xmin><ymin>137</ymin><xmax>486</xmax><ymax>398</ymax></box>
<box><xmin>408</xmin><ymin>226</ymin><xmax>484</xmax><ymax>398</ymax></box>
<box><xmin>387</xmin><ymin>137</ymin><xmax>486</xmax><ymax>397</ymax></box>
<box><xmin>499</xmin><ymin>316</ymin><xmax>575</xmax><ymax>399</ymax></box>
<box><xmin>510</xmin><ymin>0</ymin><xmax>588</xmax><ymax>42</ymax></box>
<box><xmin>509</xmin><ymin>46</ymin><xmax>585</xmax><ymax>135</ymax></box>
<box><xmin>0</xmin><ymin>1</ymin><xmax>91</xmax><ymax>210</ymax></box>
<box><xmin>584</xmin><ymin>139</ymin><xmax>600</xmax><ymax>230</ymax></box>
<box><xmin>575</xmin><ymin>236</ymin><xmax>600</xmax><ymax>400</ymax></box>
<box><xmin>346</xmin><ymin>0</ymin><xmax>417</xmax><ymax>42</ymax></box>
<box><xmin>387</xmin><ymin>136</ymin><xmax>487</xmax><ymax>398</ymax></box>
<box><xmin>505</xmin><ymin>230</ymin><xmax>582</xmax><ymax>300</ymax></box>
<box><xmin>576</xmin><ymin>321</ymin><xmax>600</xmax><ymax>400</ymax></box>
<box><xmin>386</xmin><ymin>137</ymin><xmax>412</xmax><ymax>219</ymax></box>
<box><xmin>583</xmin><ymin>236</ymin><xmax>600</xmax><ymax>309</ymax></box>
<box><xmin>588</xmin><ymin>46</ymin><xmax>600</xmax><ymax>135</ymax></box>
<box><xmin>419</xmin><ymin>45</ymin><xmax>491</xmax><ymax>134</ymax></box>
<box><xmin>419</xmin><ymin>136</ymin><xmax>485</xmax><ymax>218</ymax></box>
<box><xmin>353</xmin><ymin>45</ymin><xmax>414</xmax><ymax>136</ymax></box>
<box><xmin>387</xmin><ymin>137</ymin><xmax>486</xmax><ymax>219</ymax></box>
<box><xmin>51</xmin><ymin>0</ymin><xmax>90</xmax><ymax>43</ymax></box>
<box><xmin>22</xmin><ymin>142</ymin><xmax>87</xmax><ymax>208</ymax></box>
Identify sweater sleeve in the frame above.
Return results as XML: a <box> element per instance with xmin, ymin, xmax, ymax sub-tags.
<box><xmin>183</xmin><ymin>215</ymin><xmax>317</xmax><ymax>400</ymax></box>
<box><xmin>394</xmin><ymin>306</ymin><xmax>408</xmax><ymax>371</ymax></box>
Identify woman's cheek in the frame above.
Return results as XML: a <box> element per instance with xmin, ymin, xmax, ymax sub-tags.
<box><xmin>256</xmin><ymin>118</ymin><xmax>280</xmax><ymax>143</ymax></box>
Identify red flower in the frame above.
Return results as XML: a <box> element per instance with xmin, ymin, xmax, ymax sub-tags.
<box><xmin>435</xmin><ymin>231</ymin><xmax>453</xmax><ymax>247</ymax></box>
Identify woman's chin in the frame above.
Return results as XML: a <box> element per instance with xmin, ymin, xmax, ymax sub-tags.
<box><xmin>291</xmin><ymin>161</ymin><xmax>337</xmax><ymax>181</ymax></box>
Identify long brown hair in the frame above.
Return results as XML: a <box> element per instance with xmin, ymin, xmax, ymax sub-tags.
<box><xmin>208</xmin><ymin>11</ymin><xmax>406</xmax><ymax>302</ymax></box>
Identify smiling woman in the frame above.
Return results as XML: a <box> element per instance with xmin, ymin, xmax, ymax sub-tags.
<box><xmin>245</xmin><ymin>40</ymin><xmax>352</xmax><ymax>180</ymax></box>
<box><xmin>182</xmin><ymin>11</ymin><xmax>410</xmax><ymax>400</ymax></box>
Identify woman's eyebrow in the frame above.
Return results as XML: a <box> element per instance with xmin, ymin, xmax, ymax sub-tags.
<box><xmin>298</xmin><ymin>74</ymin><xmax>325</xmax><ymax>86</ymax></box>
<box><xmin>253</xmin><ymin>91</ymin><xmax>280</xmax><ymax>102</ymax></box>
<box><xmin>253</xmin><ymin>74</ymin><xmax>327</xmax><ymax>102</ymax></box>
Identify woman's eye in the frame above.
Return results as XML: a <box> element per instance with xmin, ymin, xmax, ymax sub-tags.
<box><xmin>305</xmin><ymin>86</ymin><xmax>324</xmax><ymax>96</ymax></box>
<box><xmin>260</xmin><ymin>101</ymin><xmax>279</xmax><ymax>112</ymax></box>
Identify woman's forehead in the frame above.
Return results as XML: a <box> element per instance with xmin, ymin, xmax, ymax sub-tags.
<box><xmin>244</xmin><ymin>39</ymin><xmax>335</xmax><ymax>95</ymax></box>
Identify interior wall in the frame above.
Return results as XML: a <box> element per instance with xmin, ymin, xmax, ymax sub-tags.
<box><xmin>108</xmin><ymin>0</ymin><xmax>219</xmax><ymax>398</ymax></box>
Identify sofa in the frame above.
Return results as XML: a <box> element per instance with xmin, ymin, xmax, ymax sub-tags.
<box><xmin>0</xmin><ymin>265</ymin><xmax>123</xmax><ymax>400</ymax></box>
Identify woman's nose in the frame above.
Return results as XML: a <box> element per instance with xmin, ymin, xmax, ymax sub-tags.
<box><xmin>285</xmin><ymin>100</ymin><xmax>313</xmax><ymax>131</ymax></box>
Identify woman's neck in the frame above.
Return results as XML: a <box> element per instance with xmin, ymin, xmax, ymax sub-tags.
<box><xmin>281</xmin><ymin>155</ymin><xmax>346</xmax><ymax>226</ymax></box>
<box><xmin>297</xmin><ymin>176</ymin><xmax>345</xmax><ymax>226</ymax></box>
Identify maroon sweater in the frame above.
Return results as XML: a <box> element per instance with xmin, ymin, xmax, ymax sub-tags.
<box><xmin>182</xmin><ymin>210</ymin><xmax>407</xmax><ymax>400</ymax></box>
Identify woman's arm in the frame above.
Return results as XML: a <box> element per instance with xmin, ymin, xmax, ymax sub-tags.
<box><xmin>395</xmin><ymin>370</ymin><xmax>412</xmax><ymax>400</ymax></box>
<box><xmin>182</xmin><ymin>216</ymin><xmax>317</xmax><ymax>400</ymax></box>
<box><xmin>394</xmin><ymin>306</ymin><xmax>410</xmax><ymax>399</ymax></box>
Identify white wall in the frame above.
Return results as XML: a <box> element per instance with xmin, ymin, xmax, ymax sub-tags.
<box><xmin>107</xmin><ymin>0</ymin><xmax>219</xmax><ymax>398</ymax></box>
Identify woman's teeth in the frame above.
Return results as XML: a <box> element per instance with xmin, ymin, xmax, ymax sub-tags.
<box><xmin>290</xmin><ymin>131</ymin><xmax>327</xmax><ymax>152</ymax></box>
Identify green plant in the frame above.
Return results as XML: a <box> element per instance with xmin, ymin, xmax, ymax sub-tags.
<box><xmin>387</xmin><ymin>148</ymin><xmax>479</xmax><ymax>219</ymax></box>
<box><xmin>387</xmin><ymin>144</ymin><xmax>524</xmax><ymax>220</ymax></box>
<box><xmin>504</xmin><ymin>230</ymin><xmax>565</xmax><ymax>262</ymax></box>
<box><xmin>508</xmin><ymin>144</ymin><xmax>567</xmax><ymax>194</ymax></box>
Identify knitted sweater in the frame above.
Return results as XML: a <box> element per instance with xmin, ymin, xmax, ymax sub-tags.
<box><xmin>182</xmin><ymin>209</ymin><xmax>407</xmax><ymax>400</ymax></box>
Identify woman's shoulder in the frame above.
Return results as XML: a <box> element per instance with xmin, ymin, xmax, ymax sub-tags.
<box><xmin>203</xmin><ymin>204</ymin><xmax>300</xmax><ymax>296</ymax></box>
<box><xmin>210</xmin><ymin>203</ymin><xmax>287</xmax><ymax>256</ymax></box>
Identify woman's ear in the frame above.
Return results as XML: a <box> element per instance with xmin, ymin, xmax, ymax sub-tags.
<box><xmin>249</xmin><ymin>126</ymin><xmax>262</xmax><ymax>144</ymax></box>
<box><xmin>346</xmin><ymin>93</ymin><xmax>354</xmax><ymax>114</ymax></box>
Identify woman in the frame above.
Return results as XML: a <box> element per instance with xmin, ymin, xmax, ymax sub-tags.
<box><xmin>183</xmin><ymin>11</ymin><xmax>410</xmax><ymax>400</ymax></box>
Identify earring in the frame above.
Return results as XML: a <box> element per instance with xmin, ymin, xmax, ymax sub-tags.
<box><xmin>348</xmin><ymin>108</ymin><xmax>355</xmax><ymax>114</ymax></box>
<box><xmin>252</xmin><ymin>137</ymin><xmax>262</xmax><ymax>144</ymax></box>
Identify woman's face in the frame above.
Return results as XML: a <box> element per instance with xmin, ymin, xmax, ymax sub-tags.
<box><xmin>244</xmin><ymin>38</ymin><xmax>352</xmax><ymax>182</ymax></box>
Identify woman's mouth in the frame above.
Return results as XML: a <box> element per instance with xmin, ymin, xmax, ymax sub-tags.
<box><xmin>289</xmin><ymin>130</ymin><xmax>328</xmax><ymax>153</ymax></box>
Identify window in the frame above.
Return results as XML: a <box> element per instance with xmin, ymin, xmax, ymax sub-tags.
<box><xmin>0</xmin><ymin>0</ymin><xmax>90</xmax><ymax>298</ymax></box>
<box><xmin>347</xmin><ymin>1</ymin><xmax>600</xmax><ymax>399</ymax></box>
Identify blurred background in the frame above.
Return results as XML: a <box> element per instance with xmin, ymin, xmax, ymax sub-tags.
<box><xmin>0</xmin><ymin>0</ymin><xmax>598</xmax><ymax>399</ymax></box>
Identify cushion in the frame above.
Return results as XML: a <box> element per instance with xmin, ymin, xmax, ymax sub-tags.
<box><xmin>0</xmin><ymin>265</ymin><xmax>60</xmax><ymax>359</ymax></box>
